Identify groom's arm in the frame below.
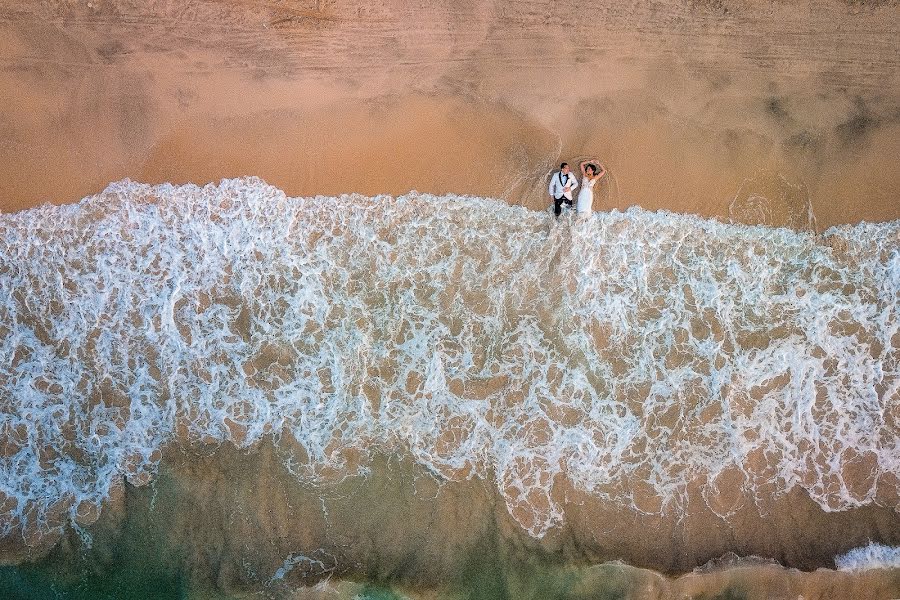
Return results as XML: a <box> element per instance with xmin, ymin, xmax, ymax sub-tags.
<box><xmin>548</xmin><ymin>176</ymin><xmax>557</xmax><ymax>197</ymax></box>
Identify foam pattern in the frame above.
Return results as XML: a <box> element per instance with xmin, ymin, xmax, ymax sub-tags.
<box><xmin>835</xmin><ymin>542</ymin><xmax>900</xmax><ymax>571</ymax></box>
<box><xmin>0</xmin><ymin>177</ymin><xmax>897</xmax><ymax>541</ymax></box>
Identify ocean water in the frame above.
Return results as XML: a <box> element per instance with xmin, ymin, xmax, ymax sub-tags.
<box><xmin>0</xmin><ymin>178</ymin><xmax>898</xmax><ymax>596</ymax></box>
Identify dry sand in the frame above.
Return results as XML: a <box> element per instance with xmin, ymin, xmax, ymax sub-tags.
<box><xmin>0</xmin><ymin>0</ymin><xmax>898</xmax><ymax>227</ymax></box>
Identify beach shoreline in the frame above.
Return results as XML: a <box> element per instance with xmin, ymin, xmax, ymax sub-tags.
<box><xmin>1</xmin><ymin>0</ymin><xmax>898</xmax><ymax>227</ymax></box>
<box><xmin>1</xmin><ymin>1</ymin><xmax>898</xmax><ymax>598</ymax></box>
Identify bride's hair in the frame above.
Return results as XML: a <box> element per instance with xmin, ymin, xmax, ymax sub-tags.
<box><xmin>585</xmin><ymin>164</ymin><xmax>597</xmax><ymax>176</ymax></box>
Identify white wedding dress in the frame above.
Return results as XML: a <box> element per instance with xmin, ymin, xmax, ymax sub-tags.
<box><xmin>576</xmin><ymin>176</ymin><xmax>597</xmax><ymax>214</ymax></box>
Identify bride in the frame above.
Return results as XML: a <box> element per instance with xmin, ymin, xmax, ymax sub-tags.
<box><xmin>576</xmin><ymin>160</ymin><xmax>607</xmax><ymax>216</ymax></box>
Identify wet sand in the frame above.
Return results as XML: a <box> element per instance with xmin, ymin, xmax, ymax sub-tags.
<box><xmin>0</xmin><ymin>0</ymin><xmax>898</xmax><ymax>227</ymax></box>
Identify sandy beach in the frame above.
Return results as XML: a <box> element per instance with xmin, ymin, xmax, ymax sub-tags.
<box><xmin>1</xmin><ymin>0</ymin><xmax>898</xmax><ymax>226</ymax></box>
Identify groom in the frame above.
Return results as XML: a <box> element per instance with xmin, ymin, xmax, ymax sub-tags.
<box><xmin>548</xmin><ymin>162</ymin><xmax>578</xmax><ymax>218</ymax></box>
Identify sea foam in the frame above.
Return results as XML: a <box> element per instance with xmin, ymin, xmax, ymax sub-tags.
<box><xmin>0</xmin><ymin>177</ymin><xmax>897</xmax><ymax>543</ymax></box>
<box><xmin>835</xmin><ymin>543</ymin><xmax>900</xmax><ymax>571</ymax></box>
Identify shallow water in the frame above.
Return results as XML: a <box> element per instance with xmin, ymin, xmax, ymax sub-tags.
<box><xmin>0</xmin><ymin>178</ymin><xmax>898</xmax><ymax>597</ymax></box>
<box><xmin>2</xmin><ymin>453</ymin><xmax>900</xmax><ymax>599</ymax></box>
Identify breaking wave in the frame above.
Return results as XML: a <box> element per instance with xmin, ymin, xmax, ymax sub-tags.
<box><xmin>0</xmin><ymin>177</ymin><xmax>897</xmax><ymax>546</ymax></box>
<box><xmin>836</xmin><ymin>543</ymin><xmax>900</xmax><ymax>571</ymax></box>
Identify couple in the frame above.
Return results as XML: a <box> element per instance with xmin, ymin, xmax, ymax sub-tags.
<box><xmin>548</xmin><ymin>160</ymin><xmax>607</xmax><ymax>218</ymax></box>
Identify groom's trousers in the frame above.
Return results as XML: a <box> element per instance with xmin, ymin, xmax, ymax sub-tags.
<box><xmin>554</xmin><ymin>196</ymin><xmax>572</xmax><ymax>217</ymax></box>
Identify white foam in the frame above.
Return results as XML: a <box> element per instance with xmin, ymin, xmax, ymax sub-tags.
<box><xmin>835</xmin><ymin>543</ymin><xmax>900</xmax><ymax>571</ymax></box>
<box><xmin>0</xmin><ymin>177</ymin><xmax>897</xmax><ymax>541</ymax></box>
<box><xmin>270</xmin><ymin>550</ymin><xmax>335</xmax><ymax>582</ymax></box>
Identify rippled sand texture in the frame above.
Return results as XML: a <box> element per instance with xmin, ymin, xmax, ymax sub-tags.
<box><xmin>0</xmin><ymin>0</ymin><xmax>898</xmax><ymax>226</ymax></box>
<box><xmin>0</xmin><ymin>181</ymin><xmax>897</xmax><ymax>595</ymax></box>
